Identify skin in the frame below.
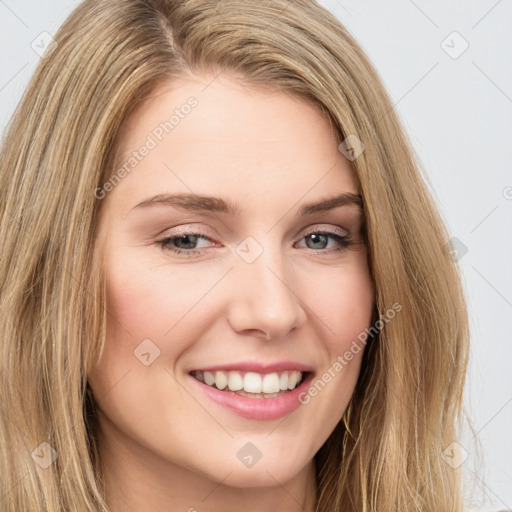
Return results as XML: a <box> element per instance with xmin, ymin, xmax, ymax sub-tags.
<box><xmin>89</xmin><ymin>72</ymin><xmax>375</xmax><ymax>512</ymax></box>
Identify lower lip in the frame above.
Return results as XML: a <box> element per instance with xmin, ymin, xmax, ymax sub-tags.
<box><xmin>189</xmin><ymin>372</ymin><xmax>315</xmax><ymax>421</ymax></box>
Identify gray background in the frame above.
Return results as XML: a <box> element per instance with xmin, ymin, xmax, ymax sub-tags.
<box><xmin>1</xmin><ymin>1</ymin><xmax>511</xmax><ymax>510</ymax></box>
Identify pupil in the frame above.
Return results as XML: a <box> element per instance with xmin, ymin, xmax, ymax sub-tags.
<box><xmin>176</xmin><ymin>235</ymin><xmax>198</xmax><ymax>249</ymax></box>
<box><xmin>307</xmin><ymin>233</ymin><xmax>327</xmax><ymax>249</ymax></box>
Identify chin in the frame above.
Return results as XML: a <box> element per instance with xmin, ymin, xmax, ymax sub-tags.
<box><xmin>202</xmin><ymin>456</ymin><xmax>310</xmax><ymax>489</ymax></box>
<box><xmin>221</xmin><ymin>468</ymin><xmax>297</xmax><ymax>488</ymax></box>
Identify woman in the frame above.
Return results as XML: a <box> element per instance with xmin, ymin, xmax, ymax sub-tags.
<box><xmin>0</xmin><ymin>1</ymin><xmax>471</xmax><ymax>511</ymax></box>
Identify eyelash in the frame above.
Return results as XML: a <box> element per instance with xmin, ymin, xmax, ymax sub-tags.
<box><xmin>155</xmin><ymin>228</ymin><xmax>354</xmax><ymax>257</ymax></box>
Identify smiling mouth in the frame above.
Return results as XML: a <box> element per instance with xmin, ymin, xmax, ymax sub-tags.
<box><xmin>190</xmin><ymin>369</ymin><xmax>308</xmax><ymax>399</ymax></box>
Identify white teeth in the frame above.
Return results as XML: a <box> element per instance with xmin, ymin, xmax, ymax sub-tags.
<box><xmin>215</xmin><ymin>371</ymin><xmax>228</xmax><ymax>391</ymax></box>
<box><xmin>279</xmin><ymin>372</ymin><xmax>288</xmax><ymax>390</ymax></box>
<box><xmin>194</xmin><ymin>369</ymin><xmax>305</xmax><ymax>394</ymax></box>
<box><xmin>228</xmin><ymin>371</ymin><xmax>243</xmax><ymax>391</ymax></box>
<box><xmin>203</xmin><ymin>371</ymin><xmax>215</xmax><ymax>386</ymax></box>
<box><xmin>287</xmin><ymin>370</ymin><xmax>301</xmax><ymax>390</ymax></box>
<box><xmin>243</xmin><ymin>372</ymin><xmax>261</xmax><ymax>393</ymax></box>
<box><xmin>262</xmin><ymin>373</ymin><xmax>280</xmax><ymax>393</ymax></box>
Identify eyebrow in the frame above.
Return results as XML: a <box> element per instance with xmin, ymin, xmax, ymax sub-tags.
<box><xmin>130</xmin><ymin>192</ymin><xmax>363</xmax><ymax>216</ymax></box>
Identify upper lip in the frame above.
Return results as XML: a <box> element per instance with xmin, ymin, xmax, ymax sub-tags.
<box><xmin>190</xmin><ymin>361</ymin><xmax>315</xmax><ymax>374</ymax></box>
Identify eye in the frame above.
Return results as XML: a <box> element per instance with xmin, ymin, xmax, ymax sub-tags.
<box><xmin>155</xmin><ymin>227</ymin><xmax>355</xmax><ymax>258</ymax></box>
<box><xmin>295</xmin><ymin>230</ymin><xmax>353</xmax><ymax>252</ymax></box>
<box><xmin>156</xmin><ymin>233</ymin><xmax>215</xmax><ymax>256</ymax></box>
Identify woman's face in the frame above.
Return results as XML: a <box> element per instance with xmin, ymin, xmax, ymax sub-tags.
<box><xmin>89</xmin><ymin>73</ymin><xmax>374</xmax><ymax>492</ymax></box>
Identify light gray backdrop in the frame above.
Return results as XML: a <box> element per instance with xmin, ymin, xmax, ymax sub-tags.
<box><xmin>1</xmin><ymin>1</ymin><xmax>510</xmax><ymax>510</ymax></box>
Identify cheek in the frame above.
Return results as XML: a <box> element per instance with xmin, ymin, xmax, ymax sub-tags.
<box><xmin>298</xmin><ymin>261</ymin><xmax>374</xmax><ymax>436</ymax></box>
<box><xmin>307</xmin><ymin>255</ymin><xmax>374</xmax><ymax>385</ymax></box>
<box><xmin>94</xmin><ymin>252</ymin><xmax>229</xmax><ymax>388</ymax></box>
<box><xmin>104</xmin><ymin>257</ymin><xmax>210</xmax><ymax>344</ymax></box>
<box><xmin>332</xmin><ymin>276</ymin><xmax>374</xmax><ymax>343</ymax></box>
<box><xmin>311</xmin><ymin>255</ymin><xmax>374</xmax><ymax>348</ymax></box>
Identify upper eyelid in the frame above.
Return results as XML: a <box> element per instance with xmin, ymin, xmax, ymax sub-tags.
<box><xmin>301</xmin><ymin>224</ymin><xmax>349</xmax><ymax>236</ymax></box>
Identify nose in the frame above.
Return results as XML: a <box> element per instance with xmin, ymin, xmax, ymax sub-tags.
<box><xmin>227</xmin><ymin>244</ymin><xmax>308</xmax><ymax>340</ymax></box>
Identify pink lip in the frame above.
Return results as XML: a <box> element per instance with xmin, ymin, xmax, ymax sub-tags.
<box><xmin>190</xmin><ymin>360</ymin><xmax>315</xmax><ymax>374</ymax></box>
<box><xmin>188</xmin><ymin>371</ymin><xmax>315</xmax><ymax>421</ymax></box>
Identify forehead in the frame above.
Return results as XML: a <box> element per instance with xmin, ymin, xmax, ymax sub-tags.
<box><xmin>106</xmin><ymin>74</ymin><xmax>359</xmax><ymax>216</ymax></box>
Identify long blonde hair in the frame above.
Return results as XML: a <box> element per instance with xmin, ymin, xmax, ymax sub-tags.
<box><xmin>0</xmin><ymin>1</ymin><xmax>470</xmax><ymax>510</ymax></box>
